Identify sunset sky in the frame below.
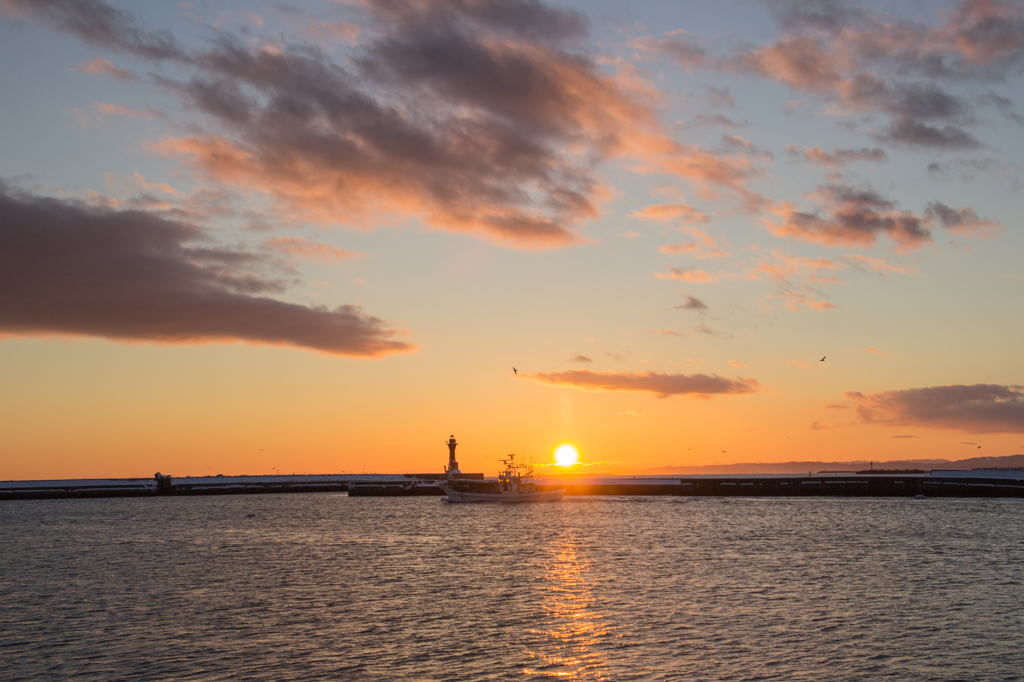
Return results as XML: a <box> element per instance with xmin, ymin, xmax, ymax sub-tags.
<box><xmin>1</xmin><ymin>0</ymin><xmax>1022</xmax><ymax>479</ymax></box>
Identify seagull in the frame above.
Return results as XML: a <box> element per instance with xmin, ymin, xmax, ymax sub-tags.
<box><xmin>820</xmin><ymin>356</ymin><xmax>826</xmax><ymax>362</ymax></box>
<box><xmin>513</xmin><ymin>367</ymin><xmax>517</xmax><ymax>375</ymax></box>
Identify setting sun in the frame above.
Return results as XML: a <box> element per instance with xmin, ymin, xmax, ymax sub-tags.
<box><xmin>553</xmin><ymin>443</ymin><xmax>580</xmax><ymax>467</ymax></box>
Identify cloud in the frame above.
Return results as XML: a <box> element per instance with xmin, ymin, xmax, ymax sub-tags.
<box><xmin>677</xmin><ymin>295</ymin><xmax>707</xmax><ymax>310</ymax></box>
<box><xmin>788</xmin><ymin>145</ymin><xmax>887</xmax><ymax>167</ymax></box>
<box><xmin>748</xmin><ymin>250</ymin><xmax>845</xmax><ymax>285</ymax></box>
<box><xmin>705</xmin><ymin>85</ymin><xmax>735</xmax><ymax>108</ymax></box>
<box><xmin>926</xmin><ymin>201</ymin><xmax>1003</xmax><ymax>236</ymax></box>
<box><xmin>0</xmin><ymin>184</ymin><xmax>413</xmax><ymax>357</ymax></box>
<box><xmin>767</xmin><ymin>184</ymin><xmax>932</xmax><ymax>249</ymax></box>
<box><xmin>19</xmin><ymin>0</ymin><xmax>780</xmax><ymax>240</ymax></box>
<box><xmin>15</xmin><ymin>0</ymin><xmax>677</xmax><ymax>250</ymax></box>
<box><xmin>654</xmin><ymin>267</ymin><xmax>724</xmax><ymax>283</ymax></box>
<box><xmin>567</xmin><ymin>354</ymin><xmax>593</xmax><ymax>363</ymax></box>
<box><xmin>809</xmin><ymin>421</ymin><xmax>839</xmax><ymax>430</ymax></box>
<box><xmin>73</xmin><ymin>56</ymin><xmax>135</xmax><ymax>80</ymax></box>
<box><xmin>769</xmin><ymin>193</ymin><xmax>1002</xmax><ymax>251</ymax></box>
<box><xmin>6</xmin><ymin>0</ymin><xmax>187</xmax><ymax>60</ymax></box>
<box><xmin>776</xmin><ymin>290</ymin><xmax>836</xmax><ymax>311</ymax></box>
<box><xmin>879</xmin><ymin>116</ymin><xmax>980</xmax><ymax>150</ymax></box>
<box><xmin>891</xmin><ymin>434</ymin><xmax>918</xmax><ymax>438</ymax></box>
<box><xmin>728</xmin><ymin>360</ymin><xmax>748</xmax><ymax>368</ymax></box>
<box><xmin>632</xmin><ymin>202</ymin><xmax>708</xmax><ymax>224</ymax></box>
<box><xmin>865</xmin><ymin>346</ymin><xmax>895</xmax><ymax>358</ymax></box>
<box><xmin>523</xmin><ymin>369</ymin><xmax>759</xmax><ymax>398</ymax></box>
<box><xmin>651</xmin><ymin>0</ymin><xmax>1024</xmax><ymax>149</ymax></box>
<box><xmin>302</xmin><ymin>20</ymin><xmax>360</xmax><ymax>45</ymax></box>
<box><xmin>264</xmin><ymin>237</ymin><xmax>363</xmax><ymax>264</ymax></box>
<box><xmin>845</xmin><ymin>384</ymin><xmax>1024</xmax><ymax>433</ymax></box>
<box><xmin>842</xmin><ymin>254</ymin><xmax>919</xmax><ymax>276</ymax></box>
<box><xmin>68</xmin><ymin>101</ymin><xmax>158</xmax><ymax>127</ymax></box>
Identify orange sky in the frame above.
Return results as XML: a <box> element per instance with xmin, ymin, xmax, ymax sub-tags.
<box><xmin>1</xmin><ymin>0</ymin><xmax>1022</xmax><ymax>479</ymax></box>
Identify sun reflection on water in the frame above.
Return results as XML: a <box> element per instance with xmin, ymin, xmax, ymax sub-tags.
<box><xmin>523</xmin><ymin>537</ymin><xmax>610</xmax><ymax>679</ymax></box>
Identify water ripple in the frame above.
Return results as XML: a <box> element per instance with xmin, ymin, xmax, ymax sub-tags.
<box><xmin>1</xmin><ymin>496</ymin><xmax>1023</xmax><ymax>680</ymax></box>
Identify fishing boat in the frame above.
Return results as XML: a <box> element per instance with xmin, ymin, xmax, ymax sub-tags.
<box><xmin>437</xmin><ymin>436</ymin><xmax>564</xmax><ymax>503</ymax></box>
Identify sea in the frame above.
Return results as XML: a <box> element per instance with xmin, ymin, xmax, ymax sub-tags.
<box><xmin>2</xmin><ymin>494</ymin><xmax>1022</xmax><ymax>681</ymax></box>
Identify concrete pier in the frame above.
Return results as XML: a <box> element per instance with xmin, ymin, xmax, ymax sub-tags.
<box><xmin>2</xmin><ymin>471</ymin><xmax>1021</xmax><ymax>500</ymax></box>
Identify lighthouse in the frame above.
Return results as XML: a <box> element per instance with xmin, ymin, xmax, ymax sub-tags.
<box><xmin>446</xmin><ymin>435</ymin><xmax>461</xmax><ymax>476</ymax></box>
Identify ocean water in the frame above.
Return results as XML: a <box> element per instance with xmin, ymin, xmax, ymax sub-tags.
<box><xmin>1</xmin><ymin>495</ymin><xmax>1023</xmax><ymax>681</ymax></box>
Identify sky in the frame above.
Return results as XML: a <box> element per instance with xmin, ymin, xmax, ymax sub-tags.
<box><xmin>1</xmin><ymin>0</ymin><xmax>1023</xmax><ymax>479</ymax></box>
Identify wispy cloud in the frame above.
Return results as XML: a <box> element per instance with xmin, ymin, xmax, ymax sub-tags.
<box><xmin>649</xmin><ymin>0</ymin><xmax>1024</xmax><ymax>150</ymax></box>
<box><xmin>523</xmin><ymin>369</ymin><xmax>759</xmax><ymax>398</ymax></box>
<box><xmin>264</xmin><ymin>237</ymin><xmax>363</xmax><ymax>264</ymax></box>
<box><xmin>655</xmin><ymin>266</ymin><xmax>730</xmax><ymax>283</ymax></box>
<box><xmin>73</xmin><ymin>56</ymin><xmax>135</xmax><ymax>80</ymax></box>
<box><xmin>786</xmin><ymin>145</ymin><xmax>887</xmax><ymax>168</ymax></box>
<box><xmin>677</xmin><ymin>295</ymin><xmax>708</xmax><ymax>311</ymax></box>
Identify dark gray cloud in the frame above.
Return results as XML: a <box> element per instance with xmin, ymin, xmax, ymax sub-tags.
<box><xmin>567</xmin><ymin>354</ymin><xmax>593</xmax><ymax>363</ymax></box>
<box><xmin>10</xmin><ymin>0</ymin><xmax>657</xmax><ymax>249</ymax></box>
<box><xmin>769</xmin><ymin>183</ymin><xmax>932</xmax><ymax>248</ymax></box>
<box><xmin>879</xmin><ymin>116</ymin><xmax>981</xmax><ymax>150</ymax></box>
<box><xmin>926</xmin><ymin>201</ymin><xmax>1002</xmax><ymax>235</ymax></box>
<box><xmin>4</xmin><ymin>0</ymin><xmax>186</xmax><ymax>60</ymax></box>
<box><xmin>846</xmin><ymin>384</ymin><xmax>1024</xmax><ymax>433</ymax></box>
<box><xmin>677</xmin><ymin>295</ymin><xmax>708</xmax><ymax>310</ymax></box>
<box><xmin>653</xmin><ymin>0</ymin><xmax>1023</xmax><ymax>150</ymax></box>
<box><xmin>705</xmin><ymin>85</ymin><xmax>735</xmax><ymax>108</ymax></box>
<box><xmin>0</xmin><ymin>184</ymin><xmax>413</xmax><ymax>356</ymax></box>
<box><xmin>787</xmin><ymin>144</ymin><xmax>887</xmax><ymax>167</ymax></box>
<box><xmin>365</xmin><ymin>0</ymin><xmax>588</xmax><ymax>43</ymax></box>
<box><xmin>524</xmin><ymin>369</ymin><xmax>760</xmax><ymax>398</ymax></box>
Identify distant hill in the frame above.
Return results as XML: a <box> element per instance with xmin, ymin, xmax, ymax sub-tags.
<box><xmin>634</xmin><ymin>454</ymin><xmax>1024</xmax><ymax>475</ymax></box>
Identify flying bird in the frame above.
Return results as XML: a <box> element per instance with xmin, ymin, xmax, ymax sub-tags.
<box><xmin>820</xmin><ymin>356</ymin><xmax>826</xmax><ymax>362</ymax></box>
<box><xmin>513</xmin><ymin>367</ymin><xmax>517</xmax><ymax>375</ymax></box>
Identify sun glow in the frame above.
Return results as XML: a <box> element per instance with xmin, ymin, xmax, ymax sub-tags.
<box><xmin>553</xmin><ymin>443</ymin><xmax>580</xmax><ymax>467</ymax></box>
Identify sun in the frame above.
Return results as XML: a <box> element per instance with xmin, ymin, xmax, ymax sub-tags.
<box><xmin>553</xmin><ymin>443</ymin><xmax>580</xmax><ymax>467</ymax></box>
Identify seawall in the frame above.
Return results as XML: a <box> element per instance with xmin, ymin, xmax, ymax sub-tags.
<box><xmin>3</xmin><ymin>471</ymin><xmax>1023</xmax><ymax>500</ymax></box>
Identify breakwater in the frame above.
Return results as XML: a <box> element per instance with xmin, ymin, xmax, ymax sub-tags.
<box><xmin>3</xmin><ymin>471</ymin><xmax>1023</xmax><ymax>500</ymax></box>
<box><xmin>539</xmin><ymin>473</ymin><xmax>1024</xmax><ymax>498</ymax></box>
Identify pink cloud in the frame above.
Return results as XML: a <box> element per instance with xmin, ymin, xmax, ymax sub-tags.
<box><xmin>772</xmin><ymin>291</ymin><xmax>836</xmax><ymax>311</ymax></box>
<box><xmin>654</xmin><ymin>267</ymin><xmax>725</xmax><ymax>283</ymax></box>
<box><xmin>632</xmin><ymin>202</ymin><xmax>708</xmax><ymax>223</ymax></box>
<box><xmin>73</xmin><ymin>57</ymin><xmax>135</xmax><ymax>80</ymax></box>
<box><xmin>788</xmin><ymin>145</ymin><xmax>887</xmax><ymax>168</ymax></box>
<box><xmin>265</xmin><ymin>237</ymin><xmax>364</xmax><ymax>264</ymax></box>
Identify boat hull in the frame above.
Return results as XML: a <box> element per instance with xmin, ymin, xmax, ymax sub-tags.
<box><xmin>440</xmin><ymin>485</ymin><xmax>565</xmax><ymax>503</ymax></box>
